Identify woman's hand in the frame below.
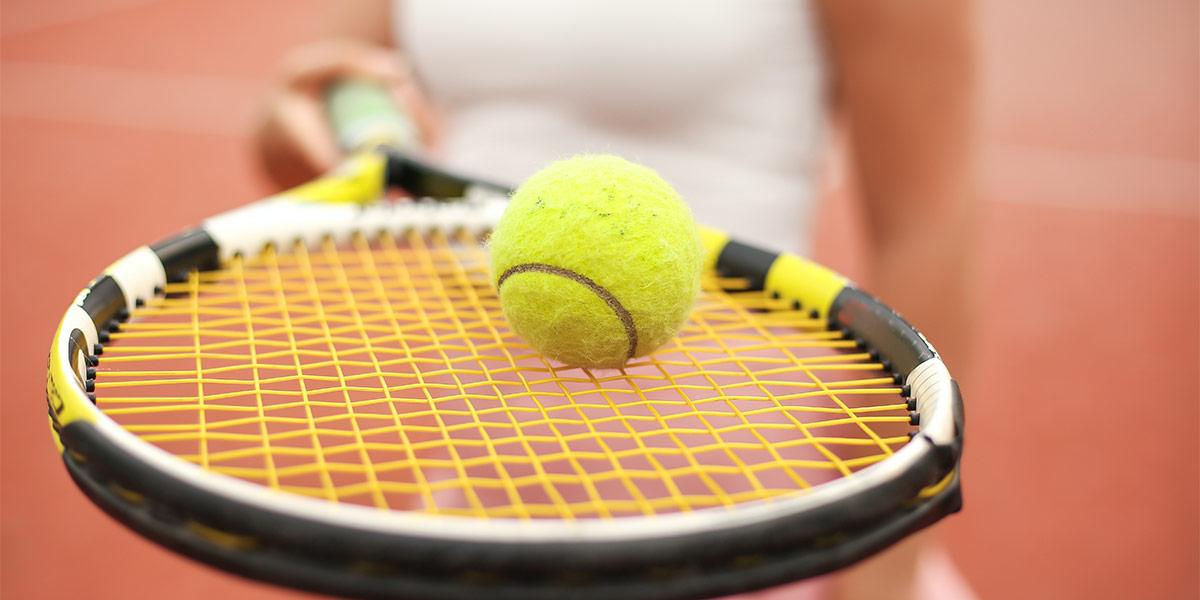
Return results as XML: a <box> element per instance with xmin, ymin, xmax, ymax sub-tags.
<box><xmin>254</xmin><ymin>39</ymin><xmax>439</xmax><ymax>189</ymax></box>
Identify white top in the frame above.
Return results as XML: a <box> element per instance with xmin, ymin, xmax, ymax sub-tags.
<box><xmin>397</xmin><ymin>0</ymin><xmax>828</xmax><ymax>255</ymax></box>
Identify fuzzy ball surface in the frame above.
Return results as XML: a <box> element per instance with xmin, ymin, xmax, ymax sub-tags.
<box><xmin>490</xmin><ymin>154</ymin><xmax>701</xmax><ymax>369</ymax></box>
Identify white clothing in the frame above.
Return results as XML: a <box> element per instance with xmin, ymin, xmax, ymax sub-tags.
<box><xmin>397</xmin><ymin>0</ymin><xmax>828</xmax><ymax>254</ymax></box>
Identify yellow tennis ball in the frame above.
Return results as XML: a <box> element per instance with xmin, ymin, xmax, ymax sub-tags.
<box><xmin>490</xmin><ymin>154</ymin><xmax>702</xmax><ymax>369</ymax></box>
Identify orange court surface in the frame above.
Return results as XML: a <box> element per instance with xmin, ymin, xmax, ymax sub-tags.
<box><xmin>1</xmin><ymin>1</ymin><xmax>1197</xmax><ymax>599</ymax></box>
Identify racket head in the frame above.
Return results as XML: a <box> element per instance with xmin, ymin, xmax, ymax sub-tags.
<box><xmin>46</xmin><ymin>152</ymin><xmax>962</xmax><ymax>599</ymax></box>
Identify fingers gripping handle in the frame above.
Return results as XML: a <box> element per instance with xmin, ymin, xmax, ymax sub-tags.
<box><xmin>326</xmin><ymin>80</ymin><xmax>419</xmax><ymax>153</ymax></box>
<box><xmin>325</xmin><ymin>79</ymin><xmax>510</xmax><ymax>200</ymax></box>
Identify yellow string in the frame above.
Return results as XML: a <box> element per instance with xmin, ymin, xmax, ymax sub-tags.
<box><xmin>97</xmin><ymin>230</ymin><xmax>910</xmax><ymax>519</ymax></box>
<box><xmin>264</xmin><ymin>243</ymin><xmax>338</xmax><ymax>502</ymax></box>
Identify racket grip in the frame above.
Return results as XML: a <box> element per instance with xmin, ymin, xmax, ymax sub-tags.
<box><xmin>326</xmin><ymin>79</ymin><xmax>420</xmax><ymax>153</ymax></box>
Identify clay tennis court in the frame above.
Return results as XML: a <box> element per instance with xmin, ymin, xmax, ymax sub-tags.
<box><xmin>2</xmin><ymin>1</ymin><xmax>1196</xmax><ymax>598</ymax></box>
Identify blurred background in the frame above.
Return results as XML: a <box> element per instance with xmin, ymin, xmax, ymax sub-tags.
<box><xmin>1</xmin><ymin>1</ymin><xmax>1196</xmax><ymax>598</ymax></box>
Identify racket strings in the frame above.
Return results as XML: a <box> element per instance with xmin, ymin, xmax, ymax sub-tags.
<box><xmin>95</xmin><ymin>230</ymin><xmax>911</xmax><ymax>519</ymax></box>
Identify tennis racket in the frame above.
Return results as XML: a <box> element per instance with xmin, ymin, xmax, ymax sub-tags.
<box><xmin>45</xmin><ymin>80</ymin><xmax>963</xmax><ymax>600</ymax></box>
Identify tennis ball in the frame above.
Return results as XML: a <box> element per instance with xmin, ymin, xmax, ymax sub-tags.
<box><xmin>490</xmin><ymin>154</ymin><xmax>701</xmax><ymax>369</ymax></box>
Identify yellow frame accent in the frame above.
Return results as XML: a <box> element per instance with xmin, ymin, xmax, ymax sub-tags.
<box><xmin>285</xmin><ymin>152</ymin><xmax>388</xmax><ymax>205</ymax></box>
<box><xmin>765</xmin><ymin>255</ymin><xmax>847</xmax><ymax>320</ymax></box>
<box><xmin>46</xmin><ymin>323</ymin><xmax>98</xmax><ymax>447</ymax></box>
<box><xmin>697</xmin><ymin>226</ymin><xmax>730</xmax><ymax>272</ymax></box>
<box><xmin>698</xmin><ymin>225</ymin><xmax>847</xmax><ymax>320</ymax></box>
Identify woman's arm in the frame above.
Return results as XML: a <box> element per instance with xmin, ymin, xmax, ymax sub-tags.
<box><xmin>817</xmin><ymin>0</ymin><xmax>979</xmax><ymax>365</ymax></box>
<box><xmin>816</xmin><ymin>0</ymin><xmax>979</xmax><ymax>597</ymax></box>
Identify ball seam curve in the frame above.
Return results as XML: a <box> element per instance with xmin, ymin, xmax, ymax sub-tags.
<box><xmin>495</xmin><ymin>263</ymin><xmax>638</xmax><ymax>361</ymax></box>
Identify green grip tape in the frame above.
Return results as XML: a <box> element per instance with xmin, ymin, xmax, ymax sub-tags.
<box><xmin>326</xmin><ymin>80</ymin><xmax>419</xmax><ymax>152</ymax></box>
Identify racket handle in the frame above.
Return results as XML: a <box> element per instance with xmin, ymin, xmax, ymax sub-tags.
<box><xmin>326</xmin><ymin>79</ymin><xmax>420</xmax><ymax>153</ymax></box>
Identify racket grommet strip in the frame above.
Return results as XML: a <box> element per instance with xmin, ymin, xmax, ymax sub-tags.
<box><xmin>909</xmin><ymin>411</ymin><xmax>921</xmax><ymax>426</ymax></box>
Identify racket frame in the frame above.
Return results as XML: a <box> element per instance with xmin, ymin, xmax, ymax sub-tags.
<box><xmin>45</xmin><ymin>149</ymin><xmax>963</xmax><ymax>600</ymax></box>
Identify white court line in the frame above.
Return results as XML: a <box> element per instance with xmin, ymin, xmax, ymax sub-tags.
<box><xmin>0</xmin><ymin>60</ymin><xmax>262</xmax><ymax>138</ymax></box>
<box><xmin>982</xmin><ymin>143</ymin><xmax>1198</xmax><ymax>218</ymax></box>
<box><xmin>1</xmin><ymin>0</ymin><xmax>160</xmax><ymax>37</ymax></box>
